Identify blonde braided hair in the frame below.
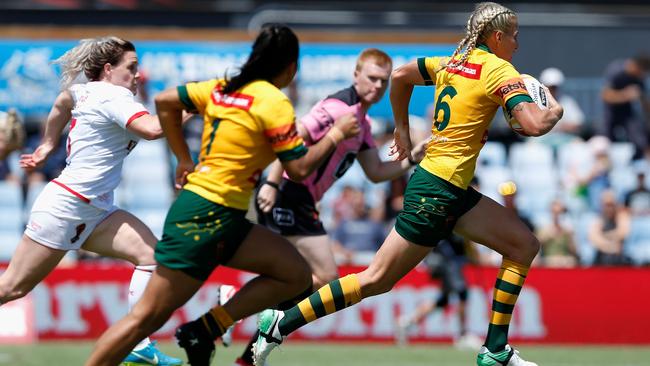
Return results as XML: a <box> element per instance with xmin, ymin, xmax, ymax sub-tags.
<box><xmin>441</xmin><ymin>2</ymin><xmax>516</xmax><ymax>71</ymax></box>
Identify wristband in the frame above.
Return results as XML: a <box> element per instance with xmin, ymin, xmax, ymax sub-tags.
<box><xmin>408</xmin><ymin>157</ymin><xmax>418</xmax><ymax>166</ymax></box>
<box><xmin>264</xmin><ymin>181</ymin><xmax>280</xmax><ymax>190</ymax></box>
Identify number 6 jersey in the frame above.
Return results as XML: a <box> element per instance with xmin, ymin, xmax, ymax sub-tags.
<box><xmin>417</xmin><ymin>45</ymin><xmax>533</xmax><ymax>189</ymax></box>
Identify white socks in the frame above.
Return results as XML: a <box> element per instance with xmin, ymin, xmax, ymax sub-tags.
<box><xmin>129</xmin><ymin>264</ymin><xmax>156</xmax><ymax>351</ymax></box>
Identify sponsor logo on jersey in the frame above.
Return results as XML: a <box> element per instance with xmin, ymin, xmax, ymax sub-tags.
<box><xmin>266</xmin><ymin>124</ymin><xmax>299</xmax><ymax>146</ymax></box>
<box><xmin>211</xmin><ymin>89</ymin><xmax>254</xmax><ymax>110</ymax></box>
<box><xmin>495</xmin><ymin>78</ymin><xmax>527</xmax><ymax>99</ymax></box>
<box><xmin>446</xmin><ymin>62</ymin><xmax>483</xmax><ymax>80</ymax></box>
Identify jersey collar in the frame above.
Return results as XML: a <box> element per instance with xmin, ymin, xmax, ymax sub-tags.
<box><xmin>477</xmin><ymin>44</ymin><xmax>493</xmax><ymax>53</ymax></box>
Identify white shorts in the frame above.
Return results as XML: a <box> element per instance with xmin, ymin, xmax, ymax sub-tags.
<box><xmin>24</xmin><ymin>182</ymin><xmax>117</xmax><ymax>251</ymax></box>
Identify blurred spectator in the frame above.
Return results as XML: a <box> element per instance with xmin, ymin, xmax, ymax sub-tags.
<box><xmin>600</xmin><ymin>53</ymin><xmax>650</xmax><ymax>159</ymax></box>
<box><xmin>537</xmin><ymin>67</ymin><xmax>585</xmax><ymax>150</ymax></box>
<box><xmin>536</xmin><ymin>199</ymin><xmax>579</xmax><ymax>267</ymax></box>
<box><xmin>589</xmin><ymin>189</ymin><xmax>632</xmax><ymax>266</ymax></box>
<box><xmin>331</xmin><ymin>185</ymin><xmax>360</xmax><ymax>225</ymax></box>
<box><xmin>330</xmin><ymin>186</ymin><xmax>385</xmax><ymax>264</ymax></box>
<box><xmin>576</xmin><ymin>136</ymin><xmax>613</xmax><ymax>212</ymax></box>
<box><xmin>0</xmin><ymin>108</ymin><xmax>25</xmax><ymax>161</ymax></box>
<box><xmin>0</xmin><ymin>112</ymin><xmax>23</xmax><ymax>184</ymax></box>
<box><xmin>623</xmin><ymin>168</ymin><xmax>650</xmax><ymax>216</ymax></box>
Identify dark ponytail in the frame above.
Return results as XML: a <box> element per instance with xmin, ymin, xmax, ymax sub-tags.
<box><xmin>222</xmin><ymin>23</ymin><xmax>299</xmax><ymax>95</ymax></box>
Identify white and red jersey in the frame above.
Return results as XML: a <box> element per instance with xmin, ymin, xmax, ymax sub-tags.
<box><xmin>284</xmin><ymin>86</ymin><xmax>376</xmax><ymax>202</ymax></box>
<box><xmin>52</xmin><ymin>81</ymin><xmax>149</xmax><ymax>210</ymax></box>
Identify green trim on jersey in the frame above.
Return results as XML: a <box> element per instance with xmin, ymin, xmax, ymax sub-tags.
<box><xmin>276</xmin><ymin>144</ymin><xmax>308</xmax><ymax>162</ymax></box>
<box><xmin>505</xmin><ymin>94</ymin><xmax>534</xmax><ymax>114</ymax></box>
<box><xmin>477</xmin><ymin>44</ymin><xmax>492</xmax><ymax>53</ymax></box>
<box><xmin>177</xmin><ymin>85</ymin><xmax>198</xmax><ymax>113</ymax></box>
<box><xmin>417</xmin><ymin>57</ymin><xmax>434</xmax><ymax>86</ymax></box>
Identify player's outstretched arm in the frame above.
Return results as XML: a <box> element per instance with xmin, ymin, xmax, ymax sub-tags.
<box><xmin>20</xmin><ymin>90</ymin><xmax>73</xmax><ymax>171</ymax></box>
<box><xmin>155</xmin><ymin>87</ymin><xmax>194</xmax><ymax>189</ymax></box>
<box><xmin>390</xmin><ymin>60</ymin><xmax>431</xmax><ymax>162</ymax></box>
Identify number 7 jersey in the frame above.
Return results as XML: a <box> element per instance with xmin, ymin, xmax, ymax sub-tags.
<box><xmin>178</xmin><ymin>79</ymin><xmax>307</xmax><ymax>210</ymax></box>
<box><xmin>417</xmin><ymin>45</ymin><xmax>533</xmax><ymax>189</ymax></box>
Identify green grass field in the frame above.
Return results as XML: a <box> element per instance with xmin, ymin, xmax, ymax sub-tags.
<box><xmin>0</xmin><ymin>342</ymin><xmax>648</xmax><ymax>366</ymax></box>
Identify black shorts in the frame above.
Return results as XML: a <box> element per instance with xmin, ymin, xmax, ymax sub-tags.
<box><xmin>255</xmin><ymin>179</ymin><xmax>326</xmax><ymax>237</ymax></box>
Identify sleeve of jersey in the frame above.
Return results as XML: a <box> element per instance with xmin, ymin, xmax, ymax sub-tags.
<box><xmin>301</xmin><ymin>99</ymin><xmax>356</xmax><ymax>142</ymax></box>
<box><xmin>105</xmin><ymin>94</ymin><xmax>149</xmax><ymax>129</ymax></box>
<box><xmin>416</xmin><ymin>56</ymin><xmax>439</xmax><ymax>86</ymax></box>
<box><xmin>485</xmin><ymin>61</ymin><xmax>534</xmax><ymax>115</ymax></box>
<box><xmin>262</xmin><ymin>98</ymin><xmax>307</xmax><ymax>162</ymax></box>
<box><xmin>177</xmin><ymin>79</ymin><xmax>217</xmax><ymax>115</ymax></box>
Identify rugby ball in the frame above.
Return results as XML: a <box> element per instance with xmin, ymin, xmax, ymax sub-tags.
<box><xmin>503</xmin><ymin>74</ymin><xmax>548</xmax><ymax>135</ymax></box>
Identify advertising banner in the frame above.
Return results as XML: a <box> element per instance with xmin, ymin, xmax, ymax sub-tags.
<box><xmin>6</xmin><ymin>263</ymin><xmax>649</xmax><ymax>344</ymax></box>
<box><xmin>0</xmin><ymin>40</ymin><xmax>454</xmax><ymax>120</ymax></box>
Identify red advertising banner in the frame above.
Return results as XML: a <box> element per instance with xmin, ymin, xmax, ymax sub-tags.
<box><xmin>3</xmin><ymin>263</ymin><xmax>650</xmax><ymax>344</ymax></box>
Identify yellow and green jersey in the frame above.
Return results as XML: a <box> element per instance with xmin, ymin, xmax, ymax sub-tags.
<box><xmin>177</xmin><ymin>78</ymin><xmax>307</xmax><ymax>210</ymax></box>
<box><xmin>417</xmin><ymin>45</ymin><xmax>532</xmax><ymax>189</ymax></box>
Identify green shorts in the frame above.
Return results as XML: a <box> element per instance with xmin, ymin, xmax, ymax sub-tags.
<box><xmin>395</xmin><ymin>167</ymin><xmax>482</xmax><ymax>247</ymax></box>
<box><xmin>155</xmin><ymin>189</ymin><xmax>253</xmax><ymax>280</ymax></box>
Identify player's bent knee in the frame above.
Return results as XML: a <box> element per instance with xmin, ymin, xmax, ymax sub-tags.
<box><xmin>524</xmin><ymin>236</ymin><xmax>541</xmax><ymax>258</ymax></box>
<box><xmin>131</xmin><ymin>246</ymin><xmax>156</xmax><ymax>266</ymax></box>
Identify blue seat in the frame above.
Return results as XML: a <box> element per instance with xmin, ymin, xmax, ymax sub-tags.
<box><xmin>478</xmin><ymin>141</ymin><xmax>507</xmax><ymax>167</ymax></box>
<box><xmin>130</xmin><ymin>208</ymin><xmax>167</xmax><ymax>239</ymax></box>
<box><xmin>0</xmin><ymin>231</ymin><xmax>22</xmax><ymax>261</ymax></box>
<box><xmin>625</xmin><ymin>216</ymin><xmax>650</xmax><ymax>265</ymax></box>
<box><xmin>0</xmin><ymin>182</ymin><xmax>23</xmax><ymax>233</ymax></box>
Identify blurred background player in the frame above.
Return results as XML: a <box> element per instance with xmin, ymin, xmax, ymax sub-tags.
<box><xmin>0</xmin><ymin>36</ymin><xmax>182</xmax><ymax>366</ymax></box>
<box><xmin>251</xmin><ymin>3</ymin><xmax>563</xmax><ymax>366</ymax></box>
<box><xmin>394</xmin><ymin>234</ymin><xmax>481</xmax><ymax>350</ymax></box>
<box><xmin>84</xmin><ymin>24</ymin><xmax>361</xmax><ymax>366</ymax></box>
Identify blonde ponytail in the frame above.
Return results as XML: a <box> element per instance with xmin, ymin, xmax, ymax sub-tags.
<box><xmin>53</xmin><ymin>36</ymin><xmax>136</xmax><ymax>90</ymax></box>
